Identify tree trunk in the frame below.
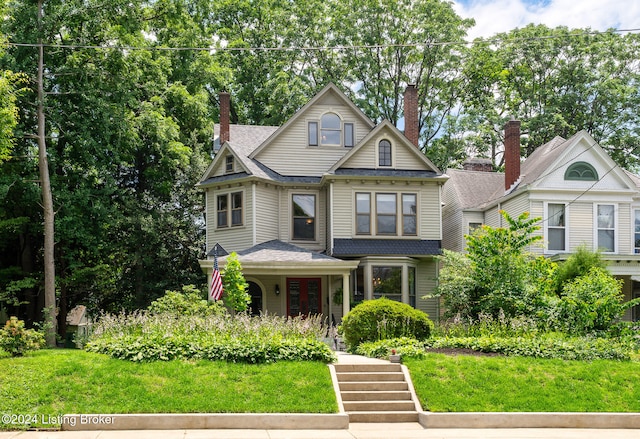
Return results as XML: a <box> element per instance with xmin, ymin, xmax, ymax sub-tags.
<box><xmin>38</xmin><ymin>0</ymin><xmax>56</xmax><ymax>347</ymax></box>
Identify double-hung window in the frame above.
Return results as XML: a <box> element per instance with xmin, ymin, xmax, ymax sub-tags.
<box><xmin>376</xmin><ymin>193</ymin><xmax>397</xmax><ymax>235</ymax></box>
<box><xmin>356</xmin><ymin>193</ymin><xmax>371</xmax><ymax>234</ymax></box>
<box><xmin>320</xmin><ymin>113</ymin><xmax>341</xmax><ymax>145</ymax></box>
<box><xmin>597</xmin><ymin>204</ymin><xmax>615</xmax><ymax>252</ymax></box>
<box><xmin>217</xmin><ymin>192</ymin><xmax>243</xmax><ymax>228</ymax></box>
<box><xmin>292</xmin><ymin>194</ymin><xmax>316</xmax><ymax>240</ymax></box>
<box><xmin>547</xmin><ymin>203</ymin><xmax>566</xmax><ymax>251</ymax></box>
<box><xmin>402</xmin><ymin>194</ymin><xmax>417</xmax><ymax>235</ymax></box>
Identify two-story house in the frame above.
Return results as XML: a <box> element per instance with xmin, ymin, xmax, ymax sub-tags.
<box><xmin>198</xmin><ymin>84</ymin><xmax>447</xmax><ymax>322</ymax></box>
<box><xmin>442</xmin><ymin>120</ymin><xmax>640</xmax><ymax>321</ymax></box>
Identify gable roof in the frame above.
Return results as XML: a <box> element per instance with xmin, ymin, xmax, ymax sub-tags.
<box><xmin>200</xmin><ymin>125</ymin><xmax>277</xmax><ymax>184</ymax></box>
<box><xmin>328</xmin><ymin>119</ymin><xmax>443</xmax><ymax>175</ymax></box>
<box><xmin>249</xmin><ymin>83</ymin><xmax>375</xmax><ymax>160</ymax></box>
<box><xmin>447</xmin><ymin>130</ymin><xmax>640</xmax><ymax>211</ymax></box>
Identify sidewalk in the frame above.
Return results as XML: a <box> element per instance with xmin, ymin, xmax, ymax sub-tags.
<box><xmin>1</xmin><ymin>425</ymin><xmax>639</xmax><ymax>439</ymax></box>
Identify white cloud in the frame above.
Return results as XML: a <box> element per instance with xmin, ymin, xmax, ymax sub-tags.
<box><xmin>453</xmin><ymin>0</ymin><xmax>640</xmax><ymax>39</ymax></box>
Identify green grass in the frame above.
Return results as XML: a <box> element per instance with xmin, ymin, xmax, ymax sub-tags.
<box><xmin>0</xmin><ymin>349</ymin><xmax>337</xmax><ymax>430</ymax></box>
<box><xmin>406</xmin><ymin>353</ymin><xmax>640</xmax><ymax>412</ymax></box>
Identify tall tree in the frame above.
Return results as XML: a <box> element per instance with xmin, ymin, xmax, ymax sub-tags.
<box><xmin>458</xmin><ymin>25</ymin><xmax>640</xmax><ymax>169</ymax></box>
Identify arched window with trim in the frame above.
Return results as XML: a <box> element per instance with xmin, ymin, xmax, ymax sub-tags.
<box><xmin>565</xmin><ymin>162</ymin><xmax>598</xmax><ymax>181</ymax></box>
<box><xmin>320</xmin><ymin>113</ymin><xmax>341</xmax><ymax>145</ymax></box>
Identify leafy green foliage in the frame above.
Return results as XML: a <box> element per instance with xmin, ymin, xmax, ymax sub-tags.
<box><xmin>553</xmin><ymin>245</ymin><xmax>607</xmax><ymax>295</ymax></box>
<box><xmin>434</xmin><ymin>211</ymin><xmax>554</xmax><ymax>320</ymax></box>
<box><xmin>555</xmin><ymin>267</ymin><xmax>636</xmax><ymax>334</ymax></box>
<box><xmin>355</xmin><ymin>337</ymin><xmax>428</xmax><ymax>359</ymax></box>
<box><xmin>339</xmin><ymin>297</ymin><xmax>433</xmax><ymax>350</ymax></box>
<box><xmin>147</xmin><ymin>285</ymin><xmax>224</xmax><ymax>316</ymax></box>
<box><xmin>0</xmin><ymin>316</ymin><xmax>44</xmax><ymax>356</ymax></box>
<box><xmin>221</xmin><ymin>252</ymin><xmax>250</xmax><ymax>313</ymax></box>
<box><xmin>86</xmin><ymin>311</ymin><xmax>335</xmax><ymax>363</ymax></box>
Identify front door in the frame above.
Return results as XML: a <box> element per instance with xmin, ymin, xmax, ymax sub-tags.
<box><xmin>287</xmin><ymin>278</ymin><xmax>321</xmax><ymax>316</ymax></box>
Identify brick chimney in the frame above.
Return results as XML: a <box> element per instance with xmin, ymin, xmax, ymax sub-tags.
<box><xmin>404</xmin><ymin>84</ymin><xmax>419</xmax><ymax>147</ymax></box>
<box><xmin>219</xmin><ymin>91</ymin><xmax>230</xmax><ymax>145</ymax></box>
<box><xmin>463</xmin><ymin>157</ymin><xmax>493</xmax><ymax>172</ymax></box>
<box><xmin>504</xmin><ymin>118</ymin><xmax>521</xmax><ymax>190</ymax></box>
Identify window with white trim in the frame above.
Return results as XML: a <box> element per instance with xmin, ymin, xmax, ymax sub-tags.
<box><xmin>597</xmin><ymin>204</ymin><xmax>615</xmax><ymax>252</ymax></box>
<box><xmin>547</xmin><ymin>203</ymin><xmax>566</xmax><ymax>251</ymax></box>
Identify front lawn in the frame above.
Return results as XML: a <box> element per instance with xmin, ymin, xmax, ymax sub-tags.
<box><xmin>406</xmin><ymin>353</ymin><xmax>640</xmax><ymax>412</ymax></box>
<box><xmin>0</xmin><ymin>349</ymin><xmax>337</xmax><ymax>430</ymax></box>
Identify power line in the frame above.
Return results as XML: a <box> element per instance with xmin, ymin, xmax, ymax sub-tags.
<box><xmin>8</xmin><ymin>27</ymin><xmax>640</xmax><ymax>53</ymax></box>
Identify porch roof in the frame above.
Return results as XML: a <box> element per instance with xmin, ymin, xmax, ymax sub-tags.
<box><xmin>199</xmin><ymin>240</ymin><xmax>359</xmax><ymax>275</ymax></box>
<box><xmin>332</xmin><ymin>238</ymin><xmax>441</xmax><ymax>257</ymax></box>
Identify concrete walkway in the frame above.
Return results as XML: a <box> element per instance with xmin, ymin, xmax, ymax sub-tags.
<box><xmin>1</xmin><ymin>426</ymin><xmax>639</xmax><ymax>438</ymax></box>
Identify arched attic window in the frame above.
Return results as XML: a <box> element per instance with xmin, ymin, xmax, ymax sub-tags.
<box><xmin>564</xmin><ymin>162</ymin><xmax>598</xmax><ymax>181</ymax></box>
<box><xmin>321</xmin><ymin>113</ymin><xmax>341</xmax><ymax>145</ymax></box>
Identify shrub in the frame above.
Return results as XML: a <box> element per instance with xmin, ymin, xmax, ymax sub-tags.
<box><xmin>85</xmin><ymin>311</ymin><xmax>335</xmax><ymax>363</ymax></box>
<box><xmin>356</xmin><ymin>337</ymin><xmax>428</xmax><ymax>359</ymax></box>
<box><xmin>339</xmin><ymin>298</ymin><xmax>433</xmax><ymax>350</ymax></box>
<box><xmin>553</xmin><ymin>245</ymin><xmax>607</xmax><ymax>295</ymax></box>
<box><xmin>148</xmin><ymin>285</ymin><xmax>224</xmax><ymax>317</ymax></box>
<box><xmin>555</xmin><ymin>267</ymin><xmax>632</xmax><ymax>333</ymax></box>
<box><xmin>425</xmin><ymin>334</ymin><xmax>633</xmax><ymax>361</ymax></box>
<box><xmin>0</xmin><ymin>316</ymin><xmax>45</xmax><ymax>356</ymax></box>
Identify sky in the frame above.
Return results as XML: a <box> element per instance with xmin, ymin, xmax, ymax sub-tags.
<box><xmin>452</xmin><ymin>0</ymin><xmax>640</xmax><ymax>39</ymax></box>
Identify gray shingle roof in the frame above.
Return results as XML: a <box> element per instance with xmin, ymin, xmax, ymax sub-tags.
<box><xmin>226</xmin><ymin>240</ymin><xmax>341</xmax><ymax>263</ymax></box>
<box><xmin>332</xmin><ymin>238</ymin><xmax>441</xmax><ymax>256</ymax></box>
<box><xmin>445</xmin><ymin>168</ymin><xmax>505</xmax><ymax>210</ymax></box>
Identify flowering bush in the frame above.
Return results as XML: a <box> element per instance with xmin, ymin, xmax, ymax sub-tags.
<box><xmin>0</xmin><ymin>316</ymin><xmax>45</xmax><ymax>357</ymax></box>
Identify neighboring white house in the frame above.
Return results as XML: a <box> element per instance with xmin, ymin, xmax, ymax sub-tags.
<box><xmin>198</xmin><ymin>84</ymin><xmax>447</xmax><ymax>323</ymax></box>
<box><xmin>443</xmin><ymin>120</ymin><xmax>640</xmax><ymax>321</ymax></box>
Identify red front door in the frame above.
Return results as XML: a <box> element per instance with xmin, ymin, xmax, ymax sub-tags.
<box><xmin>287</xmin><ymin>278</ymin><xmax>322</xmax><ymax>316</ymax></box>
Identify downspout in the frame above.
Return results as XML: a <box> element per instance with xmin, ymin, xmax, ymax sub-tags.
<box><xmin>252</xmin><ymin>182</ymin><xmax>257</xmax><ymax>246</ymax></box>
<box><xmin>329</xmin><ymin>181</ymin><xmax>334</xmax><ymax>255</ymax></box>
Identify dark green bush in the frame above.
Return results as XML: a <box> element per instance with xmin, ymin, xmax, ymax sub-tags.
<box><xmin>339</xmin><ymin>298</ymin><xmax>433</xmax><ymax>350</ymax></box>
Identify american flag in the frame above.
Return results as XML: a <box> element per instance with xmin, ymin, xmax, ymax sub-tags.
<box><xmin>209</xmin><ymin>250</ymin><xmax>223</xmax><ymax>301</ymax></box>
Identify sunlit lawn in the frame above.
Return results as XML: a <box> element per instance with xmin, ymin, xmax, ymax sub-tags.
<box><xmin>406</xmin><ymin>353</ymin><xmax>640</xmax><ymax>412</ymax></box>
<box><xmin>0</xmin><ymin>349</ymin><xmax>337</xmax><ymax>430</ymax></box>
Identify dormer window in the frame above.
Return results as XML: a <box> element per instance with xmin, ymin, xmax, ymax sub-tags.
<box><xmin>565</xmin><ymin>162</ymin><xmax>598</xmax><ymax>181</ymax></box>
<box><xmin>225</xmin><ymin>155</ymin><xmax>234</xmax><ymax>173</ymax></box>
<box><xmin>379</xmin><ymin>139</ymin><xmax>392</xmax><ymax>167</ymax></box>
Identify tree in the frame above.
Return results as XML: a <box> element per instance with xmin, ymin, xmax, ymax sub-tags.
<box><xmin>433</xmin><ymin>211</ymin><xmax>555</xmax><ymax>320</ymax></box>
<box><xmin>458</xmin><ymin>25</ymin><xmax>640</xmax><ymax>170</ymax></box>
<box><xmin>221</xmin><ymin>252</ymin><xmax>250</xmax><ymax>313</ymax></box>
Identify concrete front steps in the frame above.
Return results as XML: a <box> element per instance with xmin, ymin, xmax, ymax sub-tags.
<box><xmin>333</xmin><ymin>363</ymin><xmax>421</xmax><ymax>423</ymax></box>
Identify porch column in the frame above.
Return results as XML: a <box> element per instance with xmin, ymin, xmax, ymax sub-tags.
<box><xmin>342</xmin><ymin>273</ymin><xmax>350</xmax><ymax>317</ymax></box>
<box><xmin>364</xmin><ymin>264</ymin><xmax>373</xmax><ymax>300</ymax></box>
<box><xmin>402</xmin><ymin>265</ymin><xmax>409</xmax><ymax>304</ymax></box>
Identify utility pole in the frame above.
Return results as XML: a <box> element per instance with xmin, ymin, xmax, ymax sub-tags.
<box><xmin>37</xmin><ymin>0</ymin><xmax>56</xmax><ymax>347</ymax></box>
